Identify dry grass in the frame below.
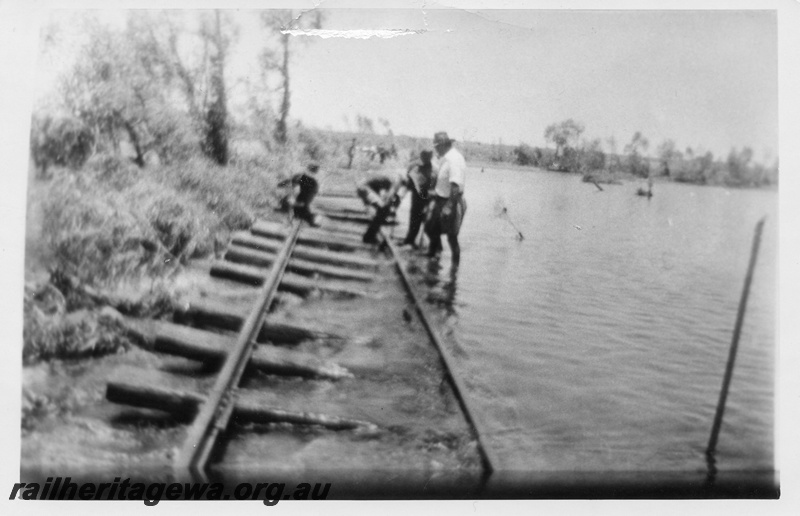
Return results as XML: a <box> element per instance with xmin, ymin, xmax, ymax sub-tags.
<box><xmin>26</xmin><ymin>148</ymin><xmax>291</xmax><ymax>363</ymax></box>
<box><xmin>23</xmin><ymin>283</ymin><xmax>134</xmax><ymax>364</ymax></box>
<box><xmin>39</xmin><ymin>151</ymin><xmax>288</xmax><ymax>286</ymax></box>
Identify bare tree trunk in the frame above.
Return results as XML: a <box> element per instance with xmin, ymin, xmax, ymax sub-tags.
<box><xmin>121</xmin><ymin>119</ymin><xmax>146</xmax><ymax>167</ymax></box>
<box><xmin>202</xmin><ymin>10</ymin><xmax>229</xmax><ymax>165</ymax></box>
<box><xmin>274</xmin><ymin>32</ymin><xmax>290</xmax><ymax>145</ymax></box>
<box><xmin>124</xmin><ymin>123</ymin><xmax>145</xmax><ymax>167</ymax></box>
<box><xmin>160</xmin><ymin>19</ymin><xmax>205</xmax><ymax>149</ymax></box>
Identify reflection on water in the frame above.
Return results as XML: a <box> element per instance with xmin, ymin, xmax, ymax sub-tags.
<box><xmin>422</xmin><ymin>258</ymin><xmax>460</xmax><ymax>317</ymax></box>
<box><xmin>407</xmin><ymin>166</ymin><xmax>776</xmax><ymax>476</ymax></box>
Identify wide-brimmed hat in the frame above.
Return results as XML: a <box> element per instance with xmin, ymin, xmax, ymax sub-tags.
<box><xmin>432</xmin><ymin>131</ymin><xmax>454</xmax><ymax>146</ymax></box>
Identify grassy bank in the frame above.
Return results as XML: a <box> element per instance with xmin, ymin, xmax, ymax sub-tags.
<box><xmin>25</xmin><ymin>146</ymin><xmax>290</xmax><ymax>362</ymax></box>
<box><xmin>22</xmin><ymin>129</ymin><xmax>397</xmax><ymax>367</ymax></box>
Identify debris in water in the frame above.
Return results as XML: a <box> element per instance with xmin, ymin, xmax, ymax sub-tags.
<box><xmin>492</xmin><ymin>197</ymin><xmax>525</xmax><ymax>240</ymax></box>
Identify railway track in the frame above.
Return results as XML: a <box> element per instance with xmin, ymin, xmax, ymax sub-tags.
<box><xmin>104</xmin><ymin>194</ymin><xmax>496</xmax><ymax>489</ymax></box>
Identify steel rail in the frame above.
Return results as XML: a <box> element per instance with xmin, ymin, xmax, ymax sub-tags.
<box><xmin>175</xmin><ymin>221</ymin><xmax>302</xmax><ymax>482</ymax></box>
<box><xmin>381</xmin><ymin>229</ymin><xmax>500</xmax><ymax>478</ymax></box>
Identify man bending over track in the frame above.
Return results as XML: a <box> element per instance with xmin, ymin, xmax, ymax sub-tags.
<box><xmin>356</xmin><ymin>172</ymin><xmax>408</xmax><ymax>244</ymax></box>
<box><xmin>279</xmin><ymin>162</ymin><xmax>321</xmax><ymax>226</ymax></box>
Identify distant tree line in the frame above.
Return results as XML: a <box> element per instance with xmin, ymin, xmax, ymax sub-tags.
<box><xmin>510</xmin><ymin>119</ymin><xmax>777</xmax><ymax>188</ymax></box>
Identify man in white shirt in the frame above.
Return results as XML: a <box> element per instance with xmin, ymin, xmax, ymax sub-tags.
<box><xmin>425</xmin><ymin>131</ymin><xmax>467</xmax><ymax>267</ymax></box>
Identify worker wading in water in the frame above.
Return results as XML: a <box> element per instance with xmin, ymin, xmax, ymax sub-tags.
<box><xmin>401</xmin><ymin>150</ymin><xmax>434</xmax><ymax>248</ymax></box>
<box><xmin>425</xmin><ymin>131</ymin><xmax>467</xmax><ymax>267</ymax></box>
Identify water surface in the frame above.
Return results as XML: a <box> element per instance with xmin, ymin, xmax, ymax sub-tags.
<box><xmin>415</xmin><ymin>166</ymin><xmax>776</xmax><ymax>475</ymax></box>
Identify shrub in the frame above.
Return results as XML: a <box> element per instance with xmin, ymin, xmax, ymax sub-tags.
<box><xmin>39</xmin><ymin>164</ymin><xmax>229</xmax><ymax>284</ymax></box>
<box><xmin>158</xmin><ymin>157</ymin><xmax>265</xmax><ymax>224</ymax></box>
<box><xmin>558</xmin><ymin>147</ymin><xmax>580</xmax><ymax>173</ymax></box>
<box><xmin>297</xmin><ymin>127</ymin><xmax>327</xmax><ymax>162</ymax></box>
<box><xmin>84</xmin><ymin>152</ymin><xmax>141</xmax><ymax>189</ymax></box>
<box><xmin>624</xmin><ymin>153</ymin><xmax>651</xmax><ymax>178</ymax></box>
<box><xmin>576</xmin><ymin>139</ymin><xmax>606</xmax><ymax>173</ymax></box>
<box><xmin>41</xmin><ymin>173</ymin><xmax>160</xmax><ymax>285</ymax></box>
<box><xmin>513</xmin><ymin>144</ymin><xmax>541</xmax><ymax>166</ymax></box>
<box><xmin>146</xmin><ymin>196</ymin><xmax>204</xmax><ymax>260</ymax></box>
<box><xmin>672</xmin><ymin>152</ymin><xmax>715</xmax><ymax>184</ymax></box>
<box><xmin>23</xmin><ymin>310</ymin><xmax>132</xmax><ymax>364</ymax></box>
<box><xmin>30</xmin><ymin>114</ymin><xmax>95</xmax><ymax>177</ymax></box>
<box><xmin>23</xmin><ymin>285</ymin><xmax>133</xmax><ymax>364</ymax></box>
<box><xmin>146</xmin><ymin>108</ymin><xmax>198</xmax><ymax>165</ymax></box>
<box><xmin>22</xmin><ymin>389</ymin><xmax>53</xmax><ymax>432</ymax></box>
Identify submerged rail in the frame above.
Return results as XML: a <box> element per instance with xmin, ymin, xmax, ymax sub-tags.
<box><xmin>106</xmin><ymin>205</ymin><xmax>494</xmax><ymax>485</ymax></box>
<box><xmin>381</xmin><ymin>229</ymin><xmax>500</xmax><ymax>478</ymax></box>
<box><xmin>175</xmin><ymin>222</ymin><xmax>302</xmax><ymax>482</ymax></box>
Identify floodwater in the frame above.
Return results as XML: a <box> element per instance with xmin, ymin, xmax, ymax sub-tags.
<box><xmin>412</xmin><ymin>166</ymin><xmax>776</xmax><ymax>477</ymax></box>
<box><xmin>20</xmin><ymin>164</ymin><xmax>776</xmax><ymax>495</ymax></box>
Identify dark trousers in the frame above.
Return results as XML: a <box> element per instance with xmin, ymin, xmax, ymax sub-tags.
<box><xmin>425</xmin><ymin>196</ymin><xmax>466</xmax><ymax>262</ymax></box>
<box><xmin>293</xmin><ymin>204</ymin><xmax>315</xmax><ymax>225</ymax></box>
<box><xmin>425</xmin><ymin>198</ymin><xmax>445</xmax><ymax>255</ymax></box>
<box><xmin>363</xmin><ymin>205</ymin><xmax>393</xmax><ymax>243</ymax></box>
<box><xmin>403</xmin><ymin>190</ymin><xmax>427</xmax><ymax>245</ymax></box>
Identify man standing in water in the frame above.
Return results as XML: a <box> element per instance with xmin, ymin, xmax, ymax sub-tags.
<box><xmin>425</xmin><ymin>131</ymin><xmax>467</xmax><ymax>267</ymax></box>
<box><xmin>400</xmin><ymin>149</ymin><xmax>434</xmax><ymax>248</ymax></box>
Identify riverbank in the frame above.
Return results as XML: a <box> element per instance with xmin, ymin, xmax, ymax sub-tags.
<box><xmin>465</xmin><ymin>157</ymin><xmax>778</xmax><ymax>191</ymax></box>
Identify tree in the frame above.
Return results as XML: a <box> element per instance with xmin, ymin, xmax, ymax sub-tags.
<box><xmin>544</xmin><ymin>119</ymin><xmax>585</xmax><ymax>158</ymax></box>
<box><xmin>199</xmin><ymin>11</ymin><xmax>230</xmax><ymax>164</ymax></box>
<box><xmin>356</xmin><ymin>114</ymin><xmax>375</xmax><ymax>135</ymax></box>
<box><xmin>492</xmin><ymin>138</ymin><xmax>505</xmax><ymax>162</ymax></box>
<box><xmin>726</xmin><ymin>146</ymin><xmax>754</xmax><ymax>185</ymax></box>
<box><xmin>378</xmin><ymin>117</ymin><xmax>392</xmax><ymax>134</ymax></box>
<box><xmin>59</xmin><ymin>21</ymin><xmax>138</xmax><ymax>163</ymax></box>
<box><xmin>245</xmin><ymin>80</ymin><xmax>277</xmax><ymax>151</ymax></box>
<box><xmin>136</xmin><ymin>10</ymin><xmax>237</xmax><ymax>164</ymax></box>
<box><xmin>30</xmin><ymin>114</ymin><xmax>95</xmax><ymax>177</ymax></box>
<box><xmin>513</xmin><ymin>143</ymin><xmax>538</xmax><ymax>166</ymax></box>
<box><xmin>605</xmin><ymin>136</ymin><xmax>618</xmax><ymax>155</ymax></box>
<box><xmin>57</xmin><ymin>17</ymin><xmax>186</xmax><ymax>167</ymax></box>
<box><xmin>673</xmin><ymin>147</ymin><xmax>715</xmax><ymax>184</ymax></box>
<box><xmin>578</xmin><ymin>138</ymin><xmax>605</xmax><ymax>172</ymax></box>
<box><xmin>656</xmin><ymin>139</ymin><xmax>682</xmax><ymax>176</ymax></box>
<box><xmin>624</xmin><ymin>131</ymin><xmax>649</xmax><ymax>156</ymax></box>
<box><xmin>261</xmin><ymin>10</ymin><xmax>324</xmax><ymax>145</ymax></box>
<box><xmin>623</xmin><ymin>132</ymin><xmax>650</xmax><ymax>177</ymax></box>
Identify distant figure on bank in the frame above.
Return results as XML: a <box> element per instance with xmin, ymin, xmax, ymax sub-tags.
<box><xmin>347</xmin><ymin>138</ymin><xmax>356</xmax><ymax>169</ymax></box>
<box><xmin>401</xmin><ymin>150</ymin><xmax>434</xmax><ymax>248</ymax></box>
<box><xmin>356</xmin><ymin>172</ymin><xmax>407</xmax><ymax>244</ymax></box>
<box><xmin>279</xmin><ymin>162</ymin><xmax>321</xmax><ymax>225</ymax></box>
<box><xmin>425</xmin><ymin>131</ymin><xmax>467</xmax><ymax>267</ymax></box>
<box><xmin>377</xmin><ymin>146</ymin><xmax>388</xmax><ymax>164</ymax></box>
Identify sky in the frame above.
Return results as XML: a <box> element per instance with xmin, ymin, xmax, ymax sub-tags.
<box><xmin>285</xmin><ymin>9</ymin><xmax>778</xmax><ymax>160</ymax></box>
<box><xmin>32</xmin><ymin>5</ymin><xmax>777</xmax><ymax>161</ymax></box>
